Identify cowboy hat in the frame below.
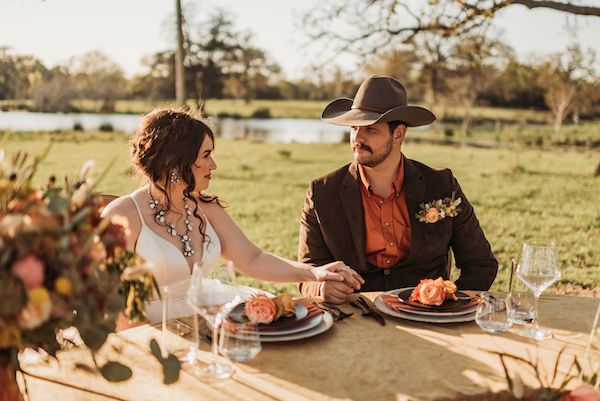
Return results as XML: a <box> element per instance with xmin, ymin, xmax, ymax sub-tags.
<box><xmin>321</xmin><ymin>75</ymin><xmax>436</xmax><ymax>127</ymax></box>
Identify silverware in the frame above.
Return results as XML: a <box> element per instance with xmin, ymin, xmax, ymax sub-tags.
<box><xmin>317</xmin><ymin>301</ymin><xmax>353</xmax><ymax>321</ymax></box>
<box><xmin>350</xmin><ymin>297</ymin><xmax>386</xmax><ymax>326</ymax></box>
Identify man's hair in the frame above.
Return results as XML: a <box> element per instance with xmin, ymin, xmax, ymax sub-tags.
<box><xmin>387</xmin><ymin>121</ymin><xmax>407</xmax><ymax>135</ymax></box>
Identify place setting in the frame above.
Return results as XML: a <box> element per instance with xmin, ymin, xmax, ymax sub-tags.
<box><xmin>224</xmin><ymin>294</ymin><xmax>334</xmax><ymax>343</ymax></box>
<box><xmin>374</xmin><ymin>277</ymin><xmax>481</xmax><ymax>323</ymax></box>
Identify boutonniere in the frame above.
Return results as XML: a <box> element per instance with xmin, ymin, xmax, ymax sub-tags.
<box><xmin>415</xmin><ymin>191</ymin><xmax>462</xmax><ymax>224</ymax></box>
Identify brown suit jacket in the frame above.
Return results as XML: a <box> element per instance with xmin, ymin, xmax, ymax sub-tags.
<box><xmin>298</xmin><ymin>158</ymin><xmax>498</xmax><ymax>297</ymax></box>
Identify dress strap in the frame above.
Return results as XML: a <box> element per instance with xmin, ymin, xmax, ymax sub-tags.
<box><xmin>129</xmin><ymin>194</ymin><xmax>148</xmax><ymax>228</ymax></box>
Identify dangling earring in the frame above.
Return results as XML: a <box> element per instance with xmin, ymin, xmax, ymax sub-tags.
<box><xmin>170</xmin><ymin>169</ymin><xmax>180</xmax><ymax>184</ymax></box>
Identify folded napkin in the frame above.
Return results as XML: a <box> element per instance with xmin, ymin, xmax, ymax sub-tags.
<box><xmin>382</xmin><ymin>294</ymin><xmax>479</xmax><ymax>313</ymax></box>
<box><xmin>257</xmin><ymin>299</ymin><xmax>323</xmax><ymax>332</ymax></box>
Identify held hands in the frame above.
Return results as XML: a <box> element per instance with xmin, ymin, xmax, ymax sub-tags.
<box><xmin>311</xmin><ymin>261</ymin><xmax>365</xmax><ymax>304</ymax></box>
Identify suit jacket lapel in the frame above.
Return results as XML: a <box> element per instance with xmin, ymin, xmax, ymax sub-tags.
<box><xmin>402</xmin><ymin>158</ymin><xmax>426</xmax><ymax>264</ymax></box>
<box><xmin>340</xmin><ymin>162</ymin><xmax>368</xmax><ymax>271</ymax></box>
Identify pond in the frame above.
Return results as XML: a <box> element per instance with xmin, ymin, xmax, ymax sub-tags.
<box><xmin>0</xmin><ymin>111</ymin><xmax>348</xmax><ymax>144</ymax></box>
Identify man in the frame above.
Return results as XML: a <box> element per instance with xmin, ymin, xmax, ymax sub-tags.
<box><xmin>298</xmin><ymin>75</ymin><xmax>497</xmax><ymax>303</ymax></box>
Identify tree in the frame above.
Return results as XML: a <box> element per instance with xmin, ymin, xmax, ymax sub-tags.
<box><xmin>536</xmin><ymin>44</ymin><xmax>597</xmax><ymax>140</ymax></box>
<box><xmin>303</xmin><ymin>1</ymin><xmax>600</xmax><ymax>55</ymax></box>
<box><xmin>445</xmin><ymin>33</ymin><xmax>512</xmax><ymax>135</ymax></box>
<box><xmin>29</xmin><ymin>66</ymin><xmax>76</xmax><ymax>112</ymax></box>
<box><xmin>174</xmin><ymin>0</ymin><xmax>186</xmax><ymax>106</ymax></box>
<box><xmin>69</xmin><ymin>51</ymin><xmax>126</xmax><ymax>112</ymax></box>
<box><xmin>0</xmin><ymin>47</ymin><xmax>47</xmax><ymax>100</ymax></box>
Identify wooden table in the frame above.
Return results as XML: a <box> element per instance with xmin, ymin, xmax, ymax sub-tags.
<box><xmin>19</xmin><ymin>293</ymin><xmax>600</xmax><ymax>401</ymax></box>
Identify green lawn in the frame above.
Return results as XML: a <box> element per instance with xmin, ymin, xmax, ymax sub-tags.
<box><xmin>4</xmin><ymin>132</ymin><xmax>599</xmax><ymax>296</ymax></box>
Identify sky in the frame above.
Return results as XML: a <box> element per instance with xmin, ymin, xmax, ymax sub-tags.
<box><xmin>1</xmin><ymin>0</ymin><xmax>599</xmax><ymax>79</ymax></box>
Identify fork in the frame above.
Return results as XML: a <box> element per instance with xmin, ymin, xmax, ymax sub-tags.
<box><xmin>317</xmin><ymin>301</ymin><xmax>353</xmax><ymax>321</ymax></box>
<box><xmin>322</xmin><ymin>301</ymin><xmax>353</xmax><ymax>320</ymax></box>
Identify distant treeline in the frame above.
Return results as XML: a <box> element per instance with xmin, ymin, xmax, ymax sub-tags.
<box><xmin>1</xmin><ymin>10</ymin><xmax>598</xmax><ymax>130</ymax></box>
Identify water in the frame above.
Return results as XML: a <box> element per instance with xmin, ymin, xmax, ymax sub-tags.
<box><xmin>0</xmin><ymin>111</ymin><xmax>348</xmax><ymax>144</ymax></box>
<box><xmin>475</xmin><ymin>319</ymin><xmax>513</xmax><ymax>333</ymax></box>
<box><xmin>221</xmin><ymin>345</ymin><xmax>261</xmax><ymax>362</ymax></box>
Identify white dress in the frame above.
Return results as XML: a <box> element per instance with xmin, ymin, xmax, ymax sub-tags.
<box><xmin>129</xmin><ymin>190</ymin><xmax>221</xmax><ymax>323</ymax></box>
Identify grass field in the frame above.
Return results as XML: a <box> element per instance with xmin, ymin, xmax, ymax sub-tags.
<box><xmin>4</xmin><ymin>132</ymin><xmax>599</xmax><ymax>297</ymax></box>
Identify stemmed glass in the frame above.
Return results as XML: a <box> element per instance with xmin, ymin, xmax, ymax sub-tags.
<box><xmin>187</xmin><ymin>261</ymin><xmax>241</xmax><ymax>381</ymax></box>
<box><xmin>516</xmin><ymin>241</ymin><xmax>561</xmax><ymax>340</ymax></box>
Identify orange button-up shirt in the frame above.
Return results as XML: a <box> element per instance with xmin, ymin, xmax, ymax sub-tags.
<box><xmin>359</xmin><ymin>156</ymin><xmax>412</xmax><ymax>268</ymax></box>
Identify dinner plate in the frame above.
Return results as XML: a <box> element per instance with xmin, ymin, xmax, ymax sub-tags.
<box><xmin>375</xmin><ymin>289</ymin><xmax>476</xmax><ymax>323</ymax></box>
<box><xmin>237</xmin><ymin>313</ymin><xmax>324</xmax><ymax>337</ymax></box>
<box><xmin>395</xmin><ymin>288</ymin><xmax>477</xmax><ymax>311</ymax></box>
<box><xmin>228</xmin><ymin>303</ymin><xmax>309</xmax><ymax>326</ymax></box>
<box><xmin>258</xmin><ymin>312</ymin><xmax>333</xmax><ymax>342</ymax></box>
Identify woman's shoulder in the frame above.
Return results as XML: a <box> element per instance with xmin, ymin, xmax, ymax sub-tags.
<box><xmin>101</xmin><ymin>194</ymin><xmax>141</xmax><ymax>223</ymax></box>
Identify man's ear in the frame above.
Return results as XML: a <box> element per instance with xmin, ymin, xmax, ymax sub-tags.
<box><xmin>393</xmin><ymin>124</ymin><xmax>407</xmax><ymax>143</ymax></box>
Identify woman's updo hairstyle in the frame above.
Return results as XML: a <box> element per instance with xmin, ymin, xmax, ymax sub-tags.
<box><xmin>130</xmin><ymin>108</ymin><xmax>220</xmax><ymax>243</ymax></box>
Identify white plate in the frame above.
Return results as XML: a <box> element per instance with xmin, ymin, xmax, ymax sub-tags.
<box><xmin>258</xmin><ymin>312</ymin><xmax>333</xmax><ymax>342</ymax></box>
<box><xmin>375</xmin><ymin>290</ymin><xmax>476</xmax><ymax>323</ymax></box>
<box><xmin>259</xmin><ymin>313</ymin><xmax>324</xmax><ymax>336</ymax></box>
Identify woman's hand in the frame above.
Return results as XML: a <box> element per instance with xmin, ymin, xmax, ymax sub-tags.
<box><xmin>310</xmin><ymin>261</ymin><xmax>365</xmax><ymax>290</ymax></box>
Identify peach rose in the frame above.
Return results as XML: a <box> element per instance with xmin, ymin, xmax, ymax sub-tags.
<box><xmin>409</xmin><ymin>278</ymin><xmax>446</xmax><ymax>306</ymax></box>
<box><xmin>442</xmin><ymin>280</ymin><xmax>458</xmax><ymax>300</ymax></box>
<box><xmin>11</xmin><ymin>254</ymin><xmax>45</xmax><ymax>289</ymax></box>
<box><xmin>565</xmin><ymin>384</ymin><xmax>600</xmax><ymax>401</ymax></box>
<box><xmin>275</xmin><ymin>293</ymin><xmax>296</xmax><ymax>318</ymax></box>
<box><xmin>245</xmin><ymin>295</ymin><xmax>278</xmax><ymax>324</ymax></box>
<box><xmin>425</xmin><ymin>208</ymin><xmax>440</xmax><ymax>223</ymax></box>
<box><xmin>18</xmin><ymin>287</ymin><xmax>52</xmax><ymax>329</ymax></box>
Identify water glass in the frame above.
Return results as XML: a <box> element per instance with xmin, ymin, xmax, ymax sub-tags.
<box><xmin>161</xmin><ymin>278</ymin><xmax>197</xmax><ymax>364</ymax></box>
<box><xmin>509</xmin><ymin>260</ymin><xmax>535</xmax><ymax>324</ymax></box>
<box><xmin>475</xmin><ymin>292</ymin><xmax>513</xmax><ymax>333</ymax></box>
<box><xmin>219</xmin><ymin>320</ymin><xmax>261</xmax><ymax>362</ymax></box>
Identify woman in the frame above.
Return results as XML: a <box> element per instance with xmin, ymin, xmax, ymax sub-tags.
<box><xmin>102</xmin><ymin>108</ymin><xmax>363</xmax><ymax>322</ymax></box>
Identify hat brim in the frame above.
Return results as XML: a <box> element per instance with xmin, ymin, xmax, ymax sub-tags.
<box><xmin>321</xmin><ymin>98</ymin><xmax>436</xmax><ymax>127</ymax></box>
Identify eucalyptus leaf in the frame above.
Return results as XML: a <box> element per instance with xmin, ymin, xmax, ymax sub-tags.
<box><xmin>78</xmin><ymin>325</ymin><xmax>109</xmax><ymax>351</ymax></box>
<box><xmin>149</xmin><ymin>339</ymin><xmax>162</xmax><ymax>360</ymax></box>
<box><xmin>99</xmin><ymin>361</ymin><xmax>132</xmax><ymax>382</ymax></box>
<box><xmin>161</xmin><ymin>354</ymin><xmax>181</xmax><ymax>385</ymax></box>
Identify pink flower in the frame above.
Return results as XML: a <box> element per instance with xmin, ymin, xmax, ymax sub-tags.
<box><xmin>245</xmin><ymin>295</ymin><xmax>278</xmax><ymax>324</ymax></box>
<box><xmin>410</xmin><ymin>277</ymin><xmax>447</xmax><ymax>306</ymax></box>
<box><xmin>425</xmin><ymin>208</ymin><xmax>440</xmax><ymax>223</ymax></box>
<box><xmin>11</xmin><ymin>254</ymin><xmax>45</xmax><ymax>289</ymax></box>
<box><xmin>565</xmin><ymin>384</ymin><xmax>600</xmax><ymax>401</ymax></box>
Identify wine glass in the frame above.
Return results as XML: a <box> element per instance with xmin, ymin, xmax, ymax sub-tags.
<box><xmin>186</xmin><ymin>261</ymin><xmax>241</xmax><ymax>381</ymax></box>
<box><xmin>516</xmin><ymin>241</ymin><xmax>561</xmax><ymax>340</ymax></box>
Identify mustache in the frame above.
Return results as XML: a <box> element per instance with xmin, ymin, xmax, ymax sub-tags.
<box><xmin>353</xmin><ymin>143</ymin><xmax>373</xmax><ymax>153</ymax></box>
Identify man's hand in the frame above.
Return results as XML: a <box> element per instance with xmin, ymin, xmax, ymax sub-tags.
<box><xmin>319</xmin><ymin>280</ymin><xmax>355</xmax><ymax>304</ymax></box>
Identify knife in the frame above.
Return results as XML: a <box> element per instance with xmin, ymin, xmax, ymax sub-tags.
<box><xmin>356</xmin><ymin>296</ymin><xmax>386</xmax><ymax>326</ymax></box>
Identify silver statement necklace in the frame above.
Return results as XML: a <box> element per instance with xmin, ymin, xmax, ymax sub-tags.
<box><xmin>147</xmin><ymin>187</ymin><xmax>195</xmax><ymax>257</ymax></box>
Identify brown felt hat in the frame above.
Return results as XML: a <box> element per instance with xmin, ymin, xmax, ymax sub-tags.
<box><xmin>321</xmin><ymin>75</ymin><xmax>436</xmax><ymax>127</ymax></box>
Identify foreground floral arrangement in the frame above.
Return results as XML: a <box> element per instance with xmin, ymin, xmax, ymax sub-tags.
<box><xmin>0</xmin><ymin>149</ymin><xmax>177</xmax><ymax>400</ymax></box>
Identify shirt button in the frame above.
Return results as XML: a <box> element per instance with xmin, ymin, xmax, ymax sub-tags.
<box><xmin>386</xmin><ymin>260</ymin><xmax>391</xmax><ymax>264</ymax></box>
<box><xmin>389</xmin><ymin>242</ymin><xmax>394</xmax><ymax>246</ymax></box>
<box><xmin>379</xmin><ymin>200</ymin><xmax>383</xmax><ymax>205</ymax></box>
<box><xmin>383</xmin><ymin>269</ymin><xmax>391</xmax><ymax>275</ymax></box>
<box><xmin>384</xmin><ymin>222</ymin><xmax>390</xmax><ymax>226</ymax></box>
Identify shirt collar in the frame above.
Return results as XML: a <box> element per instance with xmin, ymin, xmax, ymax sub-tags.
<box><xmin>358</xmin><ymin>154</ymin><xmax>405</xmax><ymax>197</ymax></box>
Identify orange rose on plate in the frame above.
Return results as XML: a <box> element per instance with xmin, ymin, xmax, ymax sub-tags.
<box><xmin>409</xmin><ymin>277</ymin><xmax>457</xmax><ymax>306</ymax></box>
<box><xmin>244</xmin><ymin>295</ymin><xmax>278</xmax><ymax>324</ymax></box>
<box><xmin>275</xmin><ymin>293</ymin><xmax>296</xmax><ymax>318</ymax></box>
